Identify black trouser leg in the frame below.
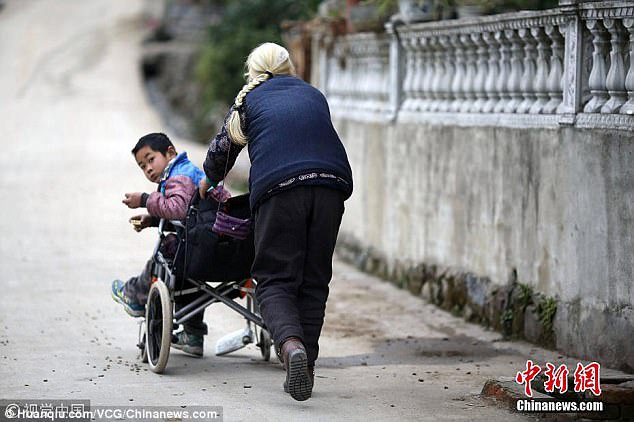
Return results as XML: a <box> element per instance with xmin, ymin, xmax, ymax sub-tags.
<box><xmin>298</xmin><ymin>189</ymin><xmax>343</xmax><ymax>364</ymax></box>
<box><xmin>124</xmin><ymin>235</ymin><xmax>179</xmax><ymax>305</ymax></box>
<box><xmin>253</xmin><ymin>186</ymin><xmax>344</xmax><ymax>366</ymax></box>
<box><xmin>174</xmin><ymin>289</ymin><xmax>208</xmax><ymax>337</ymax></box>
<box><xmin>124</xmin><ymin>258</ymin><xmax>153</xmax><ymax>305</ymax></box>
<box><xmin>253</xmin><ymin>189</ymin><xmax>307</xmax><ymax>347</ymax></box>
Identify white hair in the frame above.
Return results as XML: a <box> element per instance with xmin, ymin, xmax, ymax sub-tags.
<box><xmin>227</xmin><ymin>43</ymin><xmax>296</xmax><ymax>145</ymax></box>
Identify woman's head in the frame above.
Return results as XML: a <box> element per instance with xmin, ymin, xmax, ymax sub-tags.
<box><xmin>227</xmin><ymin>42</ymin><xmax>296</xmax><ymax>145</ymax></box>
<box><xmin>245</xmin><ymin>42</ymin><xmax>295</xmax><ymax>81</ymax></box>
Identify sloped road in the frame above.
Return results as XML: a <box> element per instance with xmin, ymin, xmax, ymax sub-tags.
<box><xmin>0</xmin><ymin>1</ymin><xmax>567</xmax><ymax>420</ymax></box>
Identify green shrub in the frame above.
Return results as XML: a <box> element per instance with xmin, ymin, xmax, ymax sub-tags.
<box><xmin>196</xmin><ymin>0</ymin><xmax>319</xmax><ymax>109</ymax></box>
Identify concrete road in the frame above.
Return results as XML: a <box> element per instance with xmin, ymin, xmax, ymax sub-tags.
<box><xmin>0</xmin><ymin>1</ymin><xmax>586</xmax><ymax>421</ymax></box>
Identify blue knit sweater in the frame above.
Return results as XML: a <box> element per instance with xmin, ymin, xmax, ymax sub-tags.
<box><xmin>203</xmin><ymin>76</ymin><xmax>353</xmax><ymax>209</ymax></box>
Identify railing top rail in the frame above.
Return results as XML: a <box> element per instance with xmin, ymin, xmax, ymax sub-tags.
<box><xmin>579</xmin><ymin>2</ymin><xmax>634</xmax><ymax>18</ymax></box>
<box><xmin>333</xmin><ymin>33</ymin><xmax>390</xmax><ymax>58</ymax></box>
<box><xmin>578</xmin><ymin>1</ymin><xmax>634</xmax><ymax>11</ymax></box>
<box><xmin>393</xmin><ymin>8</ymin><xmax>569</xmax><ymax>36</ymax></box>
<box><xmin>340</xmin><ymin>32</ymin><xmax>391</xmax><ymax>41</ymax></box>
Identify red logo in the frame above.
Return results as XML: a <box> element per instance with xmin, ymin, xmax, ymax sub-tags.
<box><xmin>515</xmin><ymin>361</ymin><xmax>601</xmax><ymax>397</ymax></box>
<box><xmin>573</xmin><ymin>362</ymin><xmax>601</xmax><ymax>396</ymax></box>
<box><xmin>516</xmin><ymin>360</ymin><xmax>541</xmax><ymax>397</ymax></box>
<box><xmin>544</xmin><ymin>363</ymin><xmax>569</xmax><ymax>393</ymax></box>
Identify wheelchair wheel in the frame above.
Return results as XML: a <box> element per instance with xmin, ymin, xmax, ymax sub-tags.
<box><xmin>146</xmin><ymin>280</ymin><xmax>172</xmax><ymax>373</ymax></box>
<box><xmin>137</xmin><ymin>320</ymin><xmax>148</xmax><ymax>363</ymax></box>
<box><xmin>259</xmin><ymin>328</ymin><xmax>272</xmax><ymax>361</ymax></box>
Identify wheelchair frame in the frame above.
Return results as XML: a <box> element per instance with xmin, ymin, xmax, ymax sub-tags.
<box><xmin>138</xmin><ymin>219</ymin><xmax>272</xmax><ymax>373</ymax></box>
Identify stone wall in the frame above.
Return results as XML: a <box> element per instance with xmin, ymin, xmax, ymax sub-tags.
<box><xmin>332</xmin><ymin>116</ymin><xmax>633</xmax><ymax>370</ymax></box>
<box><xmin>311</xmin><ymin>0</ymin><xmax>634</xmax><ymax>373</ymax></box>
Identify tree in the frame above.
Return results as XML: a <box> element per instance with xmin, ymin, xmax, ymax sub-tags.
<box><xmin>196</xmin><ymin>0</ymin><xmax>319</xmax><ymax>109</ymax></box>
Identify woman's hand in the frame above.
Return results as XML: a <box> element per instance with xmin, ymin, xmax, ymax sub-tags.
<box><xmin>198</xmin><ymin>178</ymin><xmax>231</xmax><ymax>202</ymax></box>
<box><xmin>198</xmin><ymin>178</ymin><xmax>211</xmax><ymax>199</ymax></box>
<box><xmin>129</xmin><ymin>214</ymin><xmax>153</xmax><ymax>232</ymax></box>
<box><xmin>210</xmin><ymin>185</ymin><xmax>231</xmax><ymax>203</ymax></box>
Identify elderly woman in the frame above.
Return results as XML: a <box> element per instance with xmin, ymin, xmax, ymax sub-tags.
<box><xmin>199</xmin><ymin>42</ymin><xmax>353</xmax><ymax>401</ymax></box>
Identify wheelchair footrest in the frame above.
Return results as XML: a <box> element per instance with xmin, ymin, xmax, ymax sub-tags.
<box><xmin>215</xmin><ymin>326</ymin><xmax>253</xmax><ymax>356</ymax></box>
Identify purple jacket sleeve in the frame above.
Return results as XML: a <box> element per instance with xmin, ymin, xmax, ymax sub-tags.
<box><xmin>146</xmin><ymin>175</ymin><xmax>196</xmax><ymax>221</ymax></box>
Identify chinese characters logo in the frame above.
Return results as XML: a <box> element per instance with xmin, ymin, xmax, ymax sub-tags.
<box><xmin>516</xmin><ymin>360</ymin><xmax>601</xmax><ymax>397</ymax></box>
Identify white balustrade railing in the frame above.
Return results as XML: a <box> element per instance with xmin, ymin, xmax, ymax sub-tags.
<box><xmin>318</xmin><ymin>1</ymin><xmax>634</xmax><ymax>128</ymax></box>
<box><xmin>325</xmin><ymin>33</ymin><xmax>390</xmax><ymax>115</ymax></box>
<box><xmin>396</xmin><ymin>9</ymin><xmax>570</xmax><ymax>119</ymax></box>
<box><xmin>581</xmin><ymin>2</ymin><xmax>634</xmax><ymax>115</ymax></box>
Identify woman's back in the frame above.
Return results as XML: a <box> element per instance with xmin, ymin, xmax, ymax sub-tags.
<box><xmin>244</xmin><ymin>75</ymin><xmax>353</xmax><ymax>208</ymax></box>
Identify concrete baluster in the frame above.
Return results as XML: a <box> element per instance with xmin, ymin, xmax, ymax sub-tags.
<box><xmin>494</xmin><ymin>30</ymin><xmax>511</xmax><ymax>113</ymax></box>
<box><xmin>325</xmin><ymin>44</ymin><xmax>341</xmax><ymax>107</ymax></box>
<box><xmin>358</xmin><ymin>43</ymin><xmax>369</xmax><ymax>110</ymax></box>
<box><xmin>364</xmin><ymin>45</ymin><xmax>375</xmax><ymax>111</ymax></box>
<box><xmin>438</xmin><ymin>34</ymin><xmax>454</xmax><ymax>112</ymax></box>
<box><xmin>353</xmin><ymin>42</ymin><xmax>364</xmax><ymax>109</ymax></box>
<box><xmin>313</xmin><ymin>31</ymin><xmax>328</xmax><ymax>95</ymax></box>
<box><xmin>414</xmin><ymin>36</ymin><xmax>429</xmax><ymax>111</ymax></box>
<box><xmin>369</xmin><ymin>39</ymin><xmax>385</xmax><ymax>112</ymax></box>
<box><xmin>583</xmin><ymin>19</ymin><xmax>609</xmax><ymax>113</ymax></box>
<box><xmin>337</xmin><ymin>40</ymin><xmax>350</xmax><ymax>109</ymax></box>
<box><xmin>482</xmin><ymin>31</ymin><xmax>500</xmax><ymax>113</ymax></box>
<box><xmin>620</xmin><ymin>18</ymin><xmax>634</xmax><ymax>115</ymax></box>
<box><xmin>517</xmin><ymin>27</ymin><xmax>537</xmax><ymax>114</ymax></box>
<box><xmin>544</xmin><ymin>23</ymin><xmax>564</xmax><ymax>114</ymax></box>
<box><xmin>425</xmin><ymin>35</ymin><xmax>438</xmax><ymax>112</ymax></box>
<box><xmin>460</xmin><ymin>33</ymin><xmax>477</xmax><ymax>113</ymax></box>
<box><xmin>325</xmin><ymin>55</ymin><xmax>337</xmax><ymax>107</ymax></box>
<box><xmin>470</xmin><ymin>31</ymin><xmax>489</xmax><ymax>113</ymax></box>
<box><xmin>352</xmin><ymin>43</ymin><xmax>363</xmax><ymax>109</ymax></box>
<box><xmin>429</xmin><ymin>36</ymin><xmax>444</xmax><ymax>112</ymax></box>
<box><xmin>386</xmin><ymin>22</ymin><xmax>402</xmax><ymax>119</ymax></box>
<box><xmin>359</xmin><ymin>43</ymin><xmax>371</xmax><ymax>110</ymax></box>
<box><xmin>450</xmin><ymin>33</ymin><xmax>466</xmax><ymax>112</ymax></box>
<box><xmin>345</xmin><ymin>43</ymin><xmax>354</xmax><ymax>109</ymax></box>
<box><xmin>327</xmin><ymin>42</ymin><xmax>344</xmax><ymax>109</ymax></box>
<box><xmin>504</xmin><ymin>29</ymin><xmax>524</xmax><ymax>113</ymax></box>
<box><xmin>529</xmin><ymin>26</ymin><xmax>551</xmax><ymax>114</ymax></box>
<box><xmin>380</xmin><ymin>43</ymin><xmax>390</xmax><ymax>112</ymax></box>
<box><xmin>402</xmin><ymin>35</ymin><xmax>416</xmax><ymax>111</ymax></box>
<box><xmin>370</xmin><ymin>43</ymin><xmax>383</xmax><ymax>111</ymax></box>
<box><xmin>601</xmin><ymin>18</ymin><xmax>627</xmax><ymax>113</ymax></box>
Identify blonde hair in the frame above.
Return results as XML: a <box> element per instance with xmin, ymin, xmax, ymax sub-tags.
<box><xmin>227</xmin><ymin>42</ymin><xmax>296</xmax><ymax>145</ymax></box>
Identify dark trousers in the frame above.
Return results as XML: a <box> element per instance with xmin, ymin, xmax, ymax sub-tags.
<box><xmin>174</xmin><ymin>285</ymin><xmax>208</xmax><ymax>337</ymax></box>
<box><xmin>124</xmin><ymin>235</ymin><xmax>207</xmax><ymax>336</ymax></box>
<box><xmin>253</xmin><ymin>186</ymin><xmax>345</xmax><ymax>366</ymax></box>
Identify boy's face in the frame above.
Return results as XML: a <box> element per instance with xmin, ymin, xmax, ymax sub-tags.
<box><xmin>134</xmin><ymin>145</ymin><xmax>177</xmax><ymax>183</ymax></box>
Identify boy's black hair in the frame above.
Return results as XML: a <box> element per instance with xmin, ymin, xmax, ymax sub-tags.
<box><xmin>132</xmin><ymin>133</ymin><xmax>174</xmax><ymax>156</ymax></box>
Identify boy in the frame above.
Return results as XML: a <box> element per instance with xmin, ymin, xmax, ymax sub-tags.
<box><xmin>111</xmin><ymin>132</ymin><xmax>207</xmax><ymax>357</ymax></box>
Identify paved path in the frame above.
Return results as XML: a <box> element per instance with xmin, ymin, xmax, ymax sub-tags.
<box><xmin>0</xmin><ymin>1</ymin><xmax>585</xmax><ymax>420</ymax></box>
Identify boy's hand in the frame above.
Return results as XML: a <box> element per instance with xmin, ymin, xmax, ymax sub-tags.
<box><xmin>198</xmin><ymin>178</ymin><xmax>211</xmax><ymax>199</ymax></box>
<box><xmin>122</xmin><ymin>192</ymin><xmax>143</xmax><ymax>208</ymax></box>
<box><xmin>129</xmin><ymin>214</ymin><xmax>152</xmax><ymax>232</ymax></box>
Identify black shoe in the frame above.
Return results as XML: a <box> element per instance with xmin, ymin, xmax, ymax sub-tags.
<box><xmin>284</xmin><ymin>365</ymin><xmax>314</xmax><ymax>394</ymax></box>
<box><xmin>281</xmin><ymin>337</ymin><xmax>313</xmax><ymax>401</ymax></box>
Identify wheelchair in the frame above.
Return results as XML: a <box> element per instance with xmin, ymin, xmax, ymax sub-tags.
<box><xmin>136</xmin><ymin>193</ymin><xmax>272</xmax><ymax>373</ymax></box>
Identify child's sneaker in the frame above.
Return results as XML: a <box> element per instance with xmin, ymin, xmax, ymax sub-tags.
<box><xmin>111</xmin><ymin>280</ymin><xmax>145</xmax><ymax>318</ymax></box>
<box><xmin>171</xmin><ymin>331</ymin><xmax>204</xmax><ymax>357</ymax></box>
